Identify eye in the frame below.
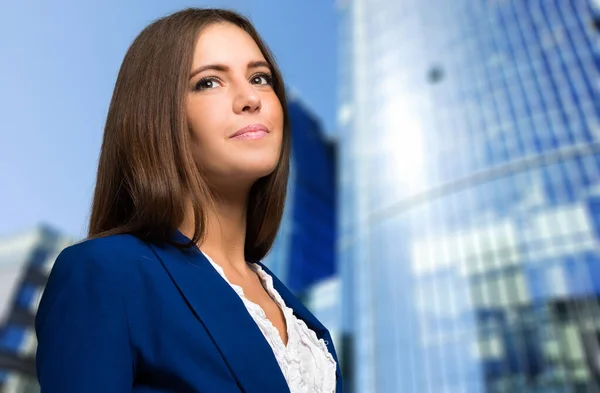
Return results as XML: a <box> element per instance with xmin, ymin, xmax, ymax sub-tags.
<box><xmin>250</xmin><ymin>73</ymin><xmax>273</xmax><ymax>86</ymax></box>
<box><xmin>193</xmin><ymin>77</ymin><xmax>221</xmax><ymax>92</ymax></box>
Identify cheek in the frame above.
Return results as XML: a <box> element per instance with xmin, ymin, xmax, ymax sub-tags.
<box><xmin>266</xmin><ymin>95</ymin><xmax>284</xmax><ymax>129</ymax></box>
<box><xmin>187</xmin><ymin>100</ymin><xmax>226</xmax><ymax>146</ymax></box>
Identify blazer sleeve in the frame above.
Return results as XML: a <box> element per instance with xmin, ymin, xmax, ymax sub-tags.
<box><xmin>35</xmin><ymin>245</ymin><xmax>134</xmax><ymax>393</ymax></box>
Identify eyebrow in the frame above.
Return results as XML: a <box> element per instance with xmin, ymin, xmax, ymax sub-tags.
<box><xmin>189</xmin><ymin>60</ymin><xmax>271</xmax><ymax>79</ymax></box>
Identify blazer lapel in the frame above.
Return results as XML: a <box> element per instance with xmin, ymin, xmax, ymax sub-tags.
<box><xmin>148</xmin><ymin>232</ymin><xmax>290</xmax><ymax>393</ymax></box>
<box><xmin>255</xmin><ymin>262</ymin><xmax>328</xmax><ymax>337</ymax></box>
<box><xmin>257</xmin><ymin>262</ymin><xmax>344</xmax><ymax>393</ymax></box>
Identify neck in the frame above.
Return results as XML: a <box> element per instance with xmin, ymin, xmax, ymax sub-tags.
<box><xmin>180</xmin><ymin>183</ymin><xmax>253</xmax><ymax>276</ymax></box>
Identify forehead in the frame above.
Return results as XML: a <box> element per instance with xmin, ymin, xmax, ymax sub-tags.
<box><xmin>191</xmin><ymin>23</ymin><xmax>266</xmax><ymax>67</ymax></box>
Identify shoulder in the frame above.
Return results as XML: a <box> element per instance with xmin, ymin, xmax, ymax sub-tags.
<box><xmin>36</xmin><ymin>234</ymin><xmax>152</xmax><ymax>331</ymax></box>
<box><xmin>63</xmin><ymin>233</ymin><xmax>151</xmax><ymax>260</ymax></box>
<box><xmin>51</xmin><ymin>234</ymin><xmax>153</xmax><ymax>283</ymax></box>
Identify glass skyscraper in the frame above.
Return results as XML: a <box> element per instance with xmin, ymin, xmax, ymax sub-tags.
<box><xmin>338</xmin><ymin>1</ymin><xmax>599</xmax><ymax>392</ymax></box>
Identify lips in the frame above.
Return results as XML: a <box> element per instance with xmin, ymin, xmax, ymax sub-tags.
<box><xmin>229</xmin><ymin>124</ymin><xmax>269</xmax><ymax>139</ymax></box>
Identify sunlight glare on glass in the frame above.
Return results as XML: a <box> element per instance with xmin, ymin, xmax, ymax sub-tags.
<box><xmin>383</xmin><ymin>97</ymin><xmax>426</xmax><ymax>196</ymax></box>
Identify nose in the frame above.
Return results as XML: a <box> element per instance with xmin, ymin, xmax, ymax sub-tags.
<box><xmin>232</xmin><ymin>83</ymin><xmax>261</xmax><ymax>114</ymax></box>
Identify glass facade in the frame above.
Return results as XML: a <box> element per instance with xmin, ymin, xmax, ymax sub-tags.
<box><xmin>0</xmin><ymin>226</ymin><xmax>73</xmax><ymax>393</ymax></box>
<box><xmin>338</xmin><ymin>0</ymin><xmax>600</xmax><ymax>392</ymax></box>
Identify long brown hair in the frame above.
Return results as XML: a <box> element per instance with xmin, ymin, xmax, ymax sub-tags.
<box><xmin>88</xmin><ymin>8</ymin><xmax>290</xmax><ymax>262</ymax></box>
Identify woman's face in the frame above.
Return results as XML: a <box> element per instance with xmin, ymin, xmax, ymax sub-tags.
<box><xmin>186</xmin><ymin>23</ymin><xmax>284</xmax><ymax>189</ymax></box>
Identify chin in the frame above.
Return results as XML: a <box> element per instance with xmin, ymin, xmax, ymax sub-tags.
<box><xmin>235</xmin><ymin>149</ymin><xmax>281</xmax><ymax>177</ymax></box>
<box><xmin>206</xmin><ymin>149</ymin><xmax>282</xmax><ymax>187</ymax></box>
<box><xmin>244</xmin><ymin>160</ymin><xmax>280</xmax><ymax>180</ymax></box>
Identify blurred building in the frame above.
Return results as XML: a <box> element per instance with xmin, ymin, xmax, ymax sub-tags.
<box><xmin>264</xmin><ymin>96</ymin><xmax>341</xmax><ymax>350</ymax></box>
<box><xmin>337</xmin><ymin>1</ymin><xmax>599</xmax><ymax>392</ymax></box>
<box><xmin>305</xmin><ymin>275</ymin><xmax>342</xmax><ymax>359</ymax></box>
<box><xmin>0</xmin><ymin>225</ymin><xmax>73</xmax><ymax>393</ymax></box>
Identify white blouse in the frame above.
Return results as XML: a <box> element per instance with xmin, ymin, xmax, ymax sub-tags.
<box><xmin>202</xmin><ymin>253</ymin><xmax>337</xmax><ymax>393</ymax></box>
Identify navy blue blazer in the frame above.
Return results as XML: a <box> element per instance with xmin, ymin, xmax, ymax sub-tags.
<box><xmin>35</xmin><ymin>231</ymin><xmax>343</xmax><ymax>392</ymax></box>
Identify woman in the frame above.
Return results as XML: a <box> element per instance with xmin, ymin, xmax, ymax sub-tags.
<box><xmin>35</xmin><ymin>8</ymin><xmax>342</xmax><ymax>393</ymax></box>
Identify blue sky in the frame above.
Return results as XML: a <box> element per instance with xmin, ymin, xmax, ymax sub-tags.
<box><xmin>0</xmin><ymin>0</ymin><xmax>337</xmax><ymax>238</ymax></box>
